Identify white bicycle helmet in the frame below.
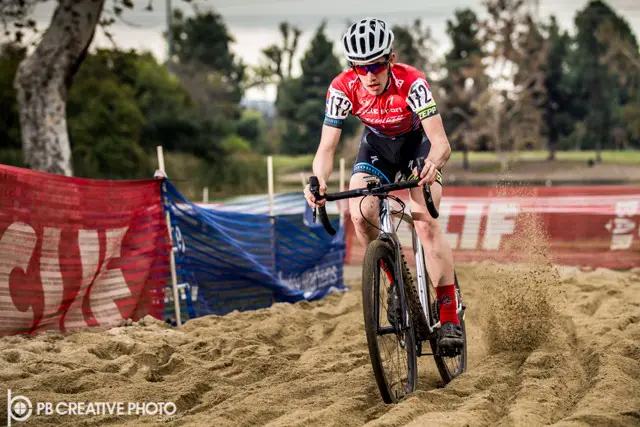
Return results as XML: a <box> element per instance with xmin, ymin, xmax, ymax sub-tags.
<box><xmin>342</xmin><ymin>17</ymin><xmax>394</xmax><ymax>64</ymax></box>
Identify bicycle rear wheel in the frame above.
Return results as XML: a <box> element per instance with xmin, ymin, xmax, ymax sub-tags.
<box><xmin>362</xmin><ymin>239</ymin><xmax>417</xmax><ymax>404</ymax></box>
<box><xmin>429</xmin><ymin>272</ymin><xmax>467</xmax><ymax>383</ymax></box>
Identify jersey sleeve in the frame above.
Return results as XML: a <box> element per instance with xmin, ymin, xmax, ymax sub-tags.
<box><xmin>323</xmin><ymin>76</ymin><xmax>353</xmax><ymax>129</ymax></box>
<box><xmin>404</xmin><ymin>70</ymin><xmax>439</xmax><ymax>120</ymax></box>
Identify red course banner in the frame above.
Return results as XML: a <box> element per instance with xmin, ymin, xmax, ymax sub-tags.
<box><xmin>344</xmin><ymin>186</ymin><xmax>640</xmax><ymax>269</ymax></box>
<box><xmin>0</xmin><ymin>165</ymin><xmax>171</xmax><ymax>336</ymax></box>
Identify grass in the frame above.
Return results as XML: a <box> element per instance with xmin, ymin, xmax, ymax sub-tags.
<box><xmin>274</xmin><ymin>151</ymin><xmax>640</xmax><ymax>172</ymax></box>
<box><xmin>448</xmin><ymin>150</ymin><xmax>640</xmax><ymax>164</ymax></box>
<box><xmin>272</xmin><ymin>154</ymin><xmax>314</xmax><ymax>173</ymax></box>
<box><xmin>161</xmin><ymin>150</ymin><xmax>640</xmax><ymax>200</ymax></box>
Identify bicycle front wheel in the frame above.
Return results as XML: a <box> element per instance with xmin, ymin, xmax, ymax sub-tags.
<box><xmin>362</xmin><ymin>239</ymin><xmax>417</xmax><ymax>404</ymax></box>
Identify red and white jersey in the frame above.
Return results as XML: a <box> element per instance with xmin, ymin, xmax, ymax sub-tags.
<box><xmin>323</xmin><ymin>63</ymin><xmax>438</xmax><ymax>137</ymax></box>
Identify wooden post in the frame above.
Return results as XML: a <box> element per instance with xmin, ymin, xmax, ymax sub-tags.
<box><xmin>267</xmin><ymin>156</ymin><xmax>275</xmax><ymax>216</ymax></box>
<box><xmin>202</xmin><ymin>187</ymin><xmax>209</xmax><ymax>204</ymax></box>
<box><xmin>339</xmin><ymin>157</ymin><xmax>345</xmax><ymax>224</ymax></box>
<box><xmin>157</xmin><ymin>146</ymin><xmax>182</xmax><ymax>327</ymax></box>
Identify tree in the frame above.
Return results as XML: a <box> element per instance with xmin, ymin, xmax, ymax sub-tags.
<box><xmin>477</xmin><ymin>0</ymin><xmax>549</xmax><ymax>168</ymax></box>
<box><xmin>276</xmin><ymin>22</ymin><xmax>347</xmax><ymax>154</ymax></box>
<box><xmin>64</xmin><ymin>47</ymin><xmax>227</xmax><ymax>179</ymax></box>
<box><xmin>236</xmin><ymin>110</ymin><xmax>268</xmax><ymax>152</ymax></box>
<box><xmin>168</xmin><ymin>8</ymin><xmax>245</xmax><ymax>109</ymax></box>
<box><xmin>66</xmin><ymin>54</ymin><xmax>149</xmax><ymax>179</ymax></box>
<box><xmin>3</xmin><ymin>0</ymin><xmax>198</xmax><ymax>176</ymax></box>
<box><xmin>511</xmin><ymin>15</ymin><xmax>548</xmax><ymax>152</ymax></box>
<box><xmin>391</xmin><ymin>19</ymin><xmax>439</xmax><ymax>77</ymax></box>
<box><xmin>596</xmin><ymin>15</ymin><xmax>640</xmax><ymax>149</ymax></box>
<box><xmin>568</xmin><ymin>0</ymin><xmax>638</xmax><ymax>159</ymax></box>
<box><xmin>11</xmin><ymin>0</ymin><xmax>106</xmax><ymax>176</ymax></box>
<box><xmin>0</xmin><ymin>43</ymin><xmax>26</xmax><ymax>167</ymax></box>
<box><xmin>441</xmin><ymin>8</ymin><xmax>487</xmax><ymax>170</ymax></box>
<box><xmin>250</xmin><ymin>22</ymin><xmax>303</xmax><ymax>88</ymax></box>
<box><xmin>542</xmin><ymin>16</ymin><xmax>574</xmax><ymax>160</ymax></box>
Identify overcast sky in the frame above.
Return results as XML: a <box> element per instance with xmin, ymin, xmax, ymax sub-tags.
<box><xmin>26</xmin><ymin>0</ymin><xmax>640</xmax><ymax>100</ymax></box>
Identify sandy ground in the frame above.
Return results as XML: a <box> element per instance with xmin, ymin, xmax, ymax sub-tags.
<box><xmin>1</xmin><ymin>257</ymin><xmax>639</xmax><ymax>427</ymax></box>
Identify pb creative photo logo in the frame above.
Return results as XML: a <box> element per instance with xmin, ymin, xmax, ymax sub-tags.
<box><xmin>7</xmin><ymin>390</ymin><xmax>33</xmax><ymax>426</ymax></box>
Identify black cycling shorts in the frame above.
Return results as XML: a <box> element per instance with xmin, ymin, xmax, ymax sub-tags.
<box><xmin>352</xmin><ymin>127</ymin><xmax>443</xmax><ymax>185</ymax></box>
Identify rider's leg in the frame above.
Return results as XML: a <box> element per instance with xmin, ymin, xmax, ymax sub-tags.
<box><xmin>408</xmin><ymin>183</ymin><xmax>455</xmax><ymax>289</ymax></box>
<box><xmin>349</xmin><ymin>127</ymin><xmax>395</xmax><ymax>248</ymax></box>
<box><xmin>348</xmin><ymin>172</ymin><xmax>380</xmax><ymax>247</ymax></box>
<box><xmin>409</xmin><ymin>181</ymin><xmax>463</xmax><ymax>348</ymax></box>
<box><xmin>411</xmin><ymin>174</ymin><xmax>464</xmax><ymax>348</ymax></box>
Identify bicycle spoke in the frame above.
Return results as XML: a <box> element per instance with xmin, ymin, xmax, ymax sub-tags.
<box><xmin>376</xmin><ymin>265</ymin><xmax>410</xmax><ymax>398</ymax></box>
<box><xmin>362</xmin><ymin>240</ymin><xmax>418</xmax><ymax>403</ymax></box>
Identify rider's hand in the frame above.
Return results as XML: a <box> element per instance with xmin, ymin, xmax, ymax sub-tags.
<box><xmin>303</xmin><ymin>179</ymin><xmax>327</xmax><ymax>208</ymax></box>
<box><xmin>414</xmin><ymin>159</ymin><xmax>438</xmax><ymax>186</ymax></box>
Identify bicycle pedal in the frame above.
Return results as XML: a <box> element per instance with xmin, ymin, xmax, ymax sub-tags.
<box><xmin>437</xmin><ymin>346</ymin><xmax>462</xmax><ymax>358</ymax></box>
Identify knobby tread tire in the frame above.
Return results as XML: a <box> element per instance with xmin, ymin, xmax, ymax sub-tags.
<box><xmin>396</xmin><ymin>239</ymin><xmax>430</xmax><ymax>342</ymax></box>
<box><xmin>362</xmin><ymin>239</ymin><xmax>417</xmax><ymax>403</ymax></box>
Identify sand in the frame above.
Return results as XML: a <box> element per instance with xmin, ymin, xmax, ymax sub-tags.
<box><xmin>1</xmin><ymin>260</ymin><xmax>639</xmax><ymax>427</ymax></box>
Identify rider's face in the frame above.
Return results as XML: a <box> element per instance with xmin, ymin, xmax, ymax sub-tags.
<box><xmin>352</xmin><ymin>54</ymin><xmax>394</xmax><ymax>96</ymax></box>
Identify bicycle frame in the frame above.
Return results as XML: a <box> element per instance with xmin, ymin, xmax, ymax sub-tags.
<box><xmin>377</xmin><ymin>198</ymin><xmax>412</xmax><ymax>334</ymax></box>
<box><xmin>308</xmin><ymin>168</ymin><xmax>442</xmax><ymax>338</ymax></box>
<box><xmin>410</xmin><ymin>211</ymin><xmax>440</xmax><ymax>335</ymax></box>
<box><xmin>379</xmin><ymin>198</ymin><xmax>439</xmax><ymax>338</ymax></box>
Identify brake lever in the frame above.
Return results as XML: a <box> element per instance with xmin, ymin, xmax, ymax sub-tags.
<box><xmin>415</xmin><ymin>157</ymin><xmax>439</xmax><ymax>219</ymax></box>
<box><xmin>308</xmin><ymin>176</ymin><xmax>336</xmax><ymax>235</ymax></box>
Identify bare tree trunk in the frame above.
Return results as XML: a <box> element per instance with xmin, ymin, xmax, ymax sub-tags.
<box><xmin>462</xmin><ymin>145</ymin><xmax>470</xmax><ymax>170</ymax></box>
<box><xmin>595</xmin><ymin>138</ymin><xmax>602</xmax><ymax>163</ymax></box>
<box><xmin>547</xmin><ymin>137</ymin><xmax>556</xmax><ymax>160</ymax></box>
<box><xmin>13</xmin><ymin>0</ymin><xmax>105</xmax><ymax>176</ymax></box>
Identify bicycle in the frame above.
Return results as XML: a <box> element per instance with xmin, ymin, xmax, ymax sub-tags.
<box><xmin>308</xmin><ymin>158</ymin><xmax>467</xmax><ymax>404</ymax></box>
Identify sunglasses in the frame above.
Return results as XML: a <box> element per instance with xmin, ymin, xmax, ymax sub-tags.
<box><xmin>351</xmin><ymin>60</ymin><xmax>390</xmax><ymax>76</ymax></box>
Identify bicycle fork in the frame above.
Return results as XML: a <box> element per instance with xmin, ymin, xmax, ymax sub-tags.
<box><xmin>413</xmin><ymin>233</ymin><xmax>439</xmax><ymax>335</ymax></box>
<box><xmin>378</xmin><ymin>199</ymin><xmax>412</xmax><ymax>335</ymax></box>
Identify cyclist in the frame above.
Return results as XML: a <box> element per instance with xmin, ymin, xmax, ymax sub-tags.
<box><xmin>303</xmin><ymin>17</ymin><xmax>463</xmax><ymax>350</ymax></box>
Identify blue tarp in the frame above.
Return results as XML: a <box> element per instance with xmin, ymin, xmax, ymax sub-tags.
<box><xmin>161</xmin><ymin>180</ymin><xmax>346</xmax><ymax>322</ymax></box>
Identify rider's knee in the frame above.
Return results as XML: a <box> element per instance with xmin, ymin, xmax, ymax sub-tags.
<box><xmin>351</xmin><ymin>210</ymin><xmax>377</xmax><ymax>232</ymax></box>
<box><xmin>413</xmin><ymin>217</ymin><xmax>440</xmax><ymax>241</ymax></box>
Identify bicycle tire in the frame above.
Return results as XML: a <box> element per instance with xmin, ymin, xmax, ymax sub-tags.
<box><xmin>429</xmin><ymin>272</ymin><xmax>468</xmax><ymax>383</ymax></box>
<box><xmin>397</xmin><ymin>240</ymin><xmax>430</xmax><ymax>342</ymax></box>
<box><xmin>362</xmin><ymin>239</ymin><xmax>418</xmax><ymax>404</ymax></box>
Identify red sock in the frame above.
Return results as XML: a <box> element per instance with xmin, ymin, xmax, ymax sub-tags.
<box><xmin>436</xmin><ymin>284</ymin><xmax>459</xmax><ymax>325</ymax></box>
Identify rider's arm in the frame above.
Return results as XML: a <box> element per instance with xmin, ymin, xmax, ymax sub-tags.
<box><xmin>313</xmin><ymin>77</ymin><xmax>351</xmax><ymax>190</ymax></box>
<box><xmin>312</xmin><ymin>124</ymin><xmax>342</xmax><ymax>187</ymax></box>
<box><xmin>405</xmin><ymin>75</ymin><xmax>451</xmax><ymax>184</ymax></box>
<box><xmin>421</xmin><ymin>114</ymin><xmax>451</xmax><ymax>170</ymax></box>
<box><xmin>305</xmin><ymin>75</ymin><xmax>351</xmax><ymax>207</ymax></box>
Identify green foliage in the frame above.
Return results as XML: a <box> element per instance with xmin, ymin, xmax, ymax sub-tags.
<box><xmin>67</xmin><ymin>53</ymin><xmax>150</xmax><ymax>179</ymax></box>
<box><xmin>4</xmin><ymin>1</ymin><xmax>640</xmax><ymax>195</ymax></box>
<box><xmin>444</xmin><ymin>9</ymin><xmax>483</xmax><ymax>73</ymax></box>
<box><xmin>221</xmin><ymin>134</ymin><xmax>251</xmax><ymax>152</ymax></box>
<box><xmin>567</xmin><ymin>0</ymin><xmax>639</xmax><ymax>154</ymax></box>
<box><xmin>197</xmin><ymin>151</ymin><xmax>268</xmax><ymax>198</ymax></box>
<box><xmin>170</xmin><ymin>9</ymin><xmax>245</xmax><ymax>107</ymax></box>
<box><xmin>236</xmin><ymin>109</ymin><xmax>267</xmax><ymax>151</ymax></box>
<box><xmin>440</xmin><ymin>8</ymin><xmax>487</xmax><ymax>160</ymax></box>
<box><xmin>542</xmin><ymin>15</ymin><xmax>575</xmax><ymax>155</ymax></box>
<box><xmin>277</xmin><ymin>21</ymin><xmax>353</xmax><ymax>155</ymax></box>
